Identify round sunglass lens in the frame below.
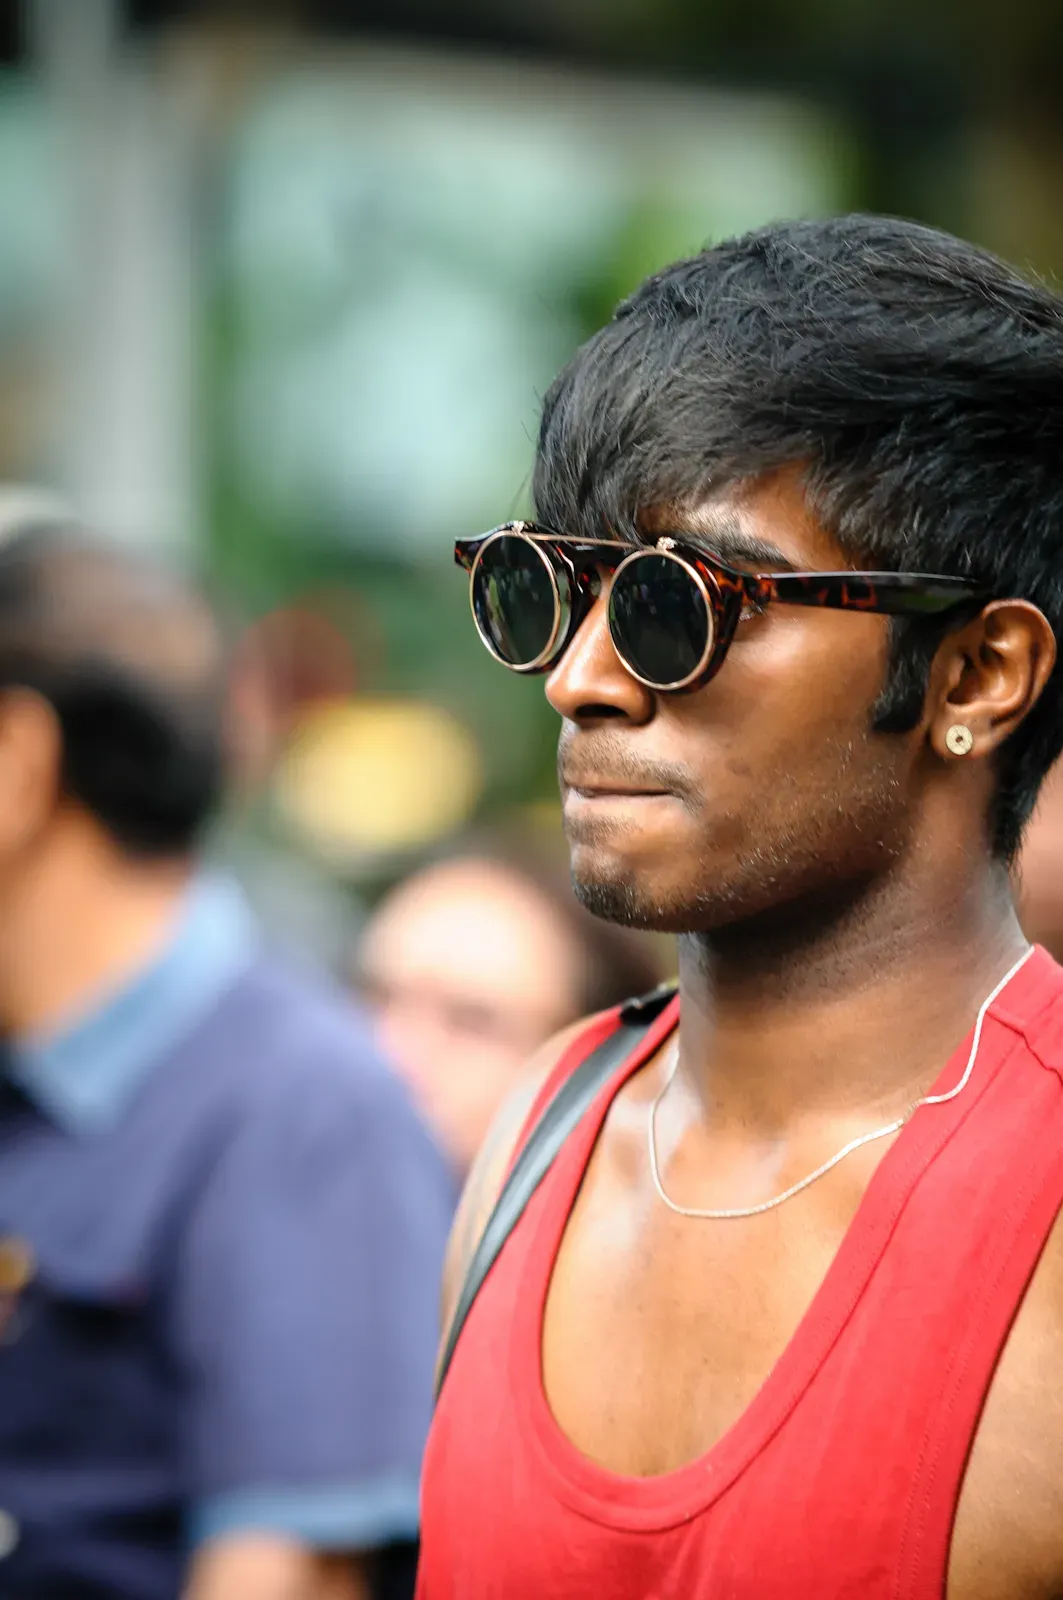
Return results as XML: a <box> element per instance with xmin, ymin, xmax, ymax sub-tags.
<box><xmin>471</xmin><ymin>535</ymin><xmax>559</xmax><ymax>669</ymax></box>
<box><xmin>609</xmin><ymin>553</ymin><xmax>712</xmax><ymax>688</ymax></box>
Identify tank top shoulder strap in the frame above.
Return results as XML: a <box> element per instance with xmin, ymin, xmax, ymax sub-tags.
<box><xmin>436</xmin><ymin>982</ymin><xmax>678</xmax><ymax>1397</ymax></box>
<box><xmin>506</xmin><ymin>982</ymin><xmax>679</xmax><ymax>1177</ymax></box>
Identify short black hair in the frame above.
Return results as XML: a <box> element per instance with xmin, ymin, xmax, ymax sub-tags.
<box><xmin>0</xmin><ymin>520</ymin><xmax>227</xmax><ymax>856</ymax></box>
<box><xmin>533</xmin><ymin>214</ymin><xmax>1063</xmax><ymax>859</ymax></box>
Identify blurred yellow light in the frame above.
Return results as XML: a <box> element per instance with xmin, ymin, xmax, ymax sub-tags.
<box><xmin>274</xmin><ymin>695</ymin><xmax>483</xmax><ymax>863</ymax></box>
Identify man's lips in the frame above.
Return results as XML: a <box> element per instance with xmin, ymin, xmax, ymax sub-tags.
<box><xmin>561</xmin><ymin>773</ymin><xmax>679</xmax><ymax>810</ymax></box>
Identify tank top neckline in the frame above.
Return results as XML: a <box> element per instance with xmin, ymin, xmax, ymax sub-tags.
<box><xmin>512</xmin><ymin>954</ymin><xmax>1051</xmax><ymax>1532</ymax></box>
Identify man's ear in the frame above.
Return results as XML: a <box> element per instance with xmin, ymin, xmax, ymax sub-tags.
<box><xmin>0</xmin><ymin>688</ymin><xmax>63</xmax><ymax>853</ymax></box>
<box><xmin>927</xmin><ymin>600</ymin><xmax>1057</xmax><ymax>762</ymax></box>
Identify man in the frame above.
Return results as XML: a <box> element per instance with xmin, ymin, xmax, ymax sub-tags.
<box><xmin>0</xmin><ymin>519</ymin><xmax>453</xmax><ymax>1599</ymax></box>
<box><xmin>419</xmin><ymin>215</ymin><xmax>1063</xmax><ymax>1599</ymax></box>
<box><xmin>356</xmin><ymin>834</ymin><xmax>663</xmax><ymax>1171</ymax></box>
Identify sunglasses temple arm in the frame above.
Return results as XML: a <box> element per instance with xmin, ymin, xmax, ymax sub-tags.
<box><xmin>765</xmin><ymin>575</ymin><xmax>983</xmax><ymax>616</ymax></box>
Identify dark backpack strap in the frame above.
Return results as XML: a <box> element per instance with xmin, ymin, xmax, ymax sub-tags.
<box><xmin>435</xmin><ymin>982</ymin><xmax>677</xmax><ymax>1397</ymax></box>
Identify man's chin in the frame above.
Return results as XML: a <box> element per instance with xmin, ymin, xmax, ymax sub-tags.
<box><xmin>567</xmin><ymin>834</ymin><xmax>670</xmax><ymax>927</ymax></box>
<box><xmin>568</xmin><ymin>846</ymin><xmax>758</xmax><ymax>937</ymax></box>
<box><xmin>571</xmin><ymin>870</ymin><xmax>639</xmax><ymax>927</ymax></box>
<box><xmin>569</xmin><ymin>863</ymin><xmax>689</xmax><ymax>933</ymax></box>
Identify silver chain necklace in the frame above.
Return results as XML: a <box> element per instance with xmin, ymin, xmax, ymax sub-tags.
<box><xmin>647</xmin><ymin>945</ymin><xmax>1035</xmax><ymax>1221</ymax></box>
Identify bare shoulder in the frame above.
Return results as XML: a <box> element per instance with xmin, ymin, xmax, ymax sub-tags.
<box><xmin>949</xmin><ymin>1203</ymin><xmax>1063</xmax><ymax>1599</ymax></box>
<box><xmin>437</xmin><ymin>1013</ymin><xmax>605</xmax><ymax>1365</ymax></box>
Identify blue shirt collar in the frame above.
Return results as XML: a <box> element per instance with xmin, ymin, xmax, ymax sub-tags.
<box><xmin>8</xmin><ymin>875</ymin><xmax>259</xmax><ymax>1136</ymax></box>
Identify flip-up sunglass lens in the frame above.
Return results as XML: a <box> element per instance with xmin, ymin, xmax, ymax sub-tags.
<box><xmin>608</xmin><ymin>552</ymin><xmax>716</xmax><ymax>691</ymax></box>
<box><xmin>470</xmin><ymin>533</ymin><xmax>567</xmax><ymax>671</ymax></box>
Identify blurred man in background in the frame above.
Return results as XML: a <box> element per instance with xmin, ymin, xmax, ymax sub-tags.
<box><xmin>0</xmin><ymin>514</ymin><xmax>452</xmax><ymax>1600</ymax></box>
<box><xmin>355</xmin><ymin>835</ymin><xmax>665</xmax><ymax>1173</ymax></box>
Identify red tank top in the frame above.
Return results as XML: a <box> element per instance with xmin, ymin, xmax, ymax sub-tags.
<box><xmin>418</xmin><ymin>947</ymin><xmax>1063</xmax><ymax>1599</ymax></box>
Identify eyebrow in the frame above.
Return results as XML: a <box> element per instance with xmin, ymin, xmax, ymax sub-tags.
<box><xmin>650</xmin><ymin>510</ymin><xmax>798</xmax><ymax>573</ymax></box>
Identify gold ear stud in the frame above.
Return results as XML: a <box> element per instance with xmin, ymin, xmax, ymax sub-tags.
<box><xmin>945</xmin><ymin>724</ymin><xmax>975</xmax><ymax>757</ymax></box>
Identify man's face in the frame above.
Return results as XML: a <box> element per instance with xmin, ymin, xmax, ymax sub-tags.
<box><xmin>547</xmin><ymin>473</ymin><xmax>924</xmax><ymax>935</ymax></box>
<box><xmin>356</xmin><ymin>859</ymin><xmax>584</xmax><ymax>1171</ymax></box>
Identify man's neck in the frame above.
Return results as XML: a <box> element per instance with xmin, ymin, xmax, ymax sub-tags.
<box><xmin>0</xmin><ymin>823</ymin><xmax>195</xmax><ymax>1040</ymax></box>
<box><xmin>673</xmin><ymin>862</ymin><xmax>1029</xmax><ymax>1139</ymax></box>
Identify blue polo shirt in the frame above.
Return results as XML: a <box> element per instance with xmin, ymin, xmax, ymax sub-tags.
<box><xmin>0</xmin><ymin>877</ymin><xmax>454</xmax><ymax>1599</ymax></box>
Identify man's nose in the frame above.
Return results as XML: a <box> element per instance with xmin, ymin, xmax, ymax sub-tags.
<box><xmin>545</xmin><ymin>591</ymin><xmax>655</xmax><ymax>725</ymax></box>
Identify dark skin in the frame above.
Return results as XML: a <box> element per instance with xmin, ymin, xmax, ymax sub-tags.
<box><xmin>440</xmin><ymin>470</ymin><xmax>1063</xmax><ymax>1600</ymax></box>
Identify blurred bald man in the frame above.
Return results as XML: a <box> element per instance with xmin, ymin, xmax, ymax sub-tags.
<box><xmin>357</xmin><ymin>842</ymin><xmax>665</xmax><ymax>1173</ymax></box>
<box><xmin>0</xmin><ymin>518</ymin><xmax>452</xmax><ymax>1600</ymax></box>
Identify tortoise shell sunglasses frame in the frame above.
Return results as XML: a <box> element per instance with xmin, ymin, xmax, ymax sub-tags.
<box><xmin>454</xmin><ymin>520</ymin><xmax>988</xmax><ymax>694</ymax></box>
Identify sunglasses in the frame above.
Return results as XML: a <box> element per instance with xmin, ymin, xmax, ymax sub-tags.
<box><xmin>454</xmin><ymin>521</ymin><xmax>987</xmax><ymax>694</ymax></box>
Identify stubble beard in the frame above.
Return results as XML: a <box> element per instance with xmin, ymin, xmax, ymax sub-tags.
<box><xmin>568</xmin><ymin>739</ymin><xmax>911</xmax><ymax>944</ymax></box>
